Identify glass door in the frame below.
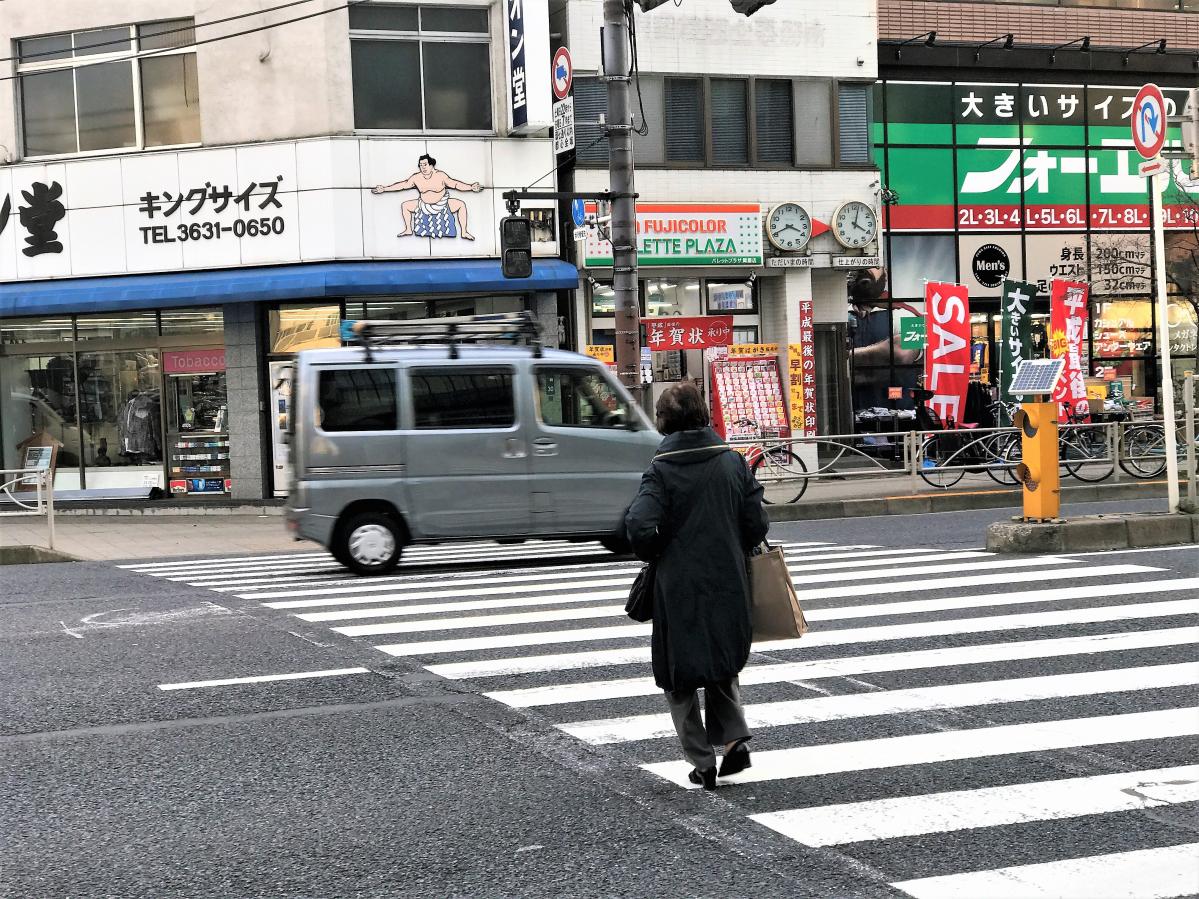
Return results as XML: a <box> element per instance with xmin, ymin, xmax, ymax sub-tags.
<box><xmin>165</xmin><ymin>371</ymin><xmax>230</xmax><ymax>496</ymax></box>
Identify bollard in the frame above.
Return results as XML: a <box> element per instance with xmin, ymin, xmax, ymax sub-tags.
<box><xmin>44</xmin><ymin>470</ymin><xmax>55</xmax><ymax>552</ymax></box>
<box><xmin>1014</xmin><ymin>401</ymin><xmax>1061</xmax><ymax>521</ymax></box>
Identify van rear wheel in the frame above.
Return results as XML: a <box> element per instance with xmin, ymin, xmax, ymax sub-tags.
<box><xmin>336</xmin><ymin>512</ymin><xmax>403</xmax><ymax>575</ymax></box>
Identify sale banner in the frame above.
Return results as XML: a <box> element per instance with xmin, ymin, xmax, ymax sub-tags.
<box><xmin>1049</xmin><ymin>279</ymin><xmax>1090</xmax><ymax>422</ymax></box>
<box><xmin>643</xmin><ymin>316</ymin><xmax>733</xmax><ymax>351</ymax></box>
<box><xmin>923</xmin><ymin>282</ymin><xmax>972</xmax><ymax>428</ymax></box>
<box><xmin>997</xmin><ymin>279</ymin><xmax>1036</xmax><ymax>425</ymax></box>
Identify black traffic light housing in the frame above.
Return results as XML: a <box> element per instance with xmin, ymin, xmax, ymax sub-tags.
<box><xmin>500</xmin><ymin>215</ymin><xmax>533</xmax><ymax>279</ymax></box>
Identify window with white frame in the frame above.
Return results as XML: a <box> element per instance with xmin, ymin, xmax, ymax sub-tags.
<box><xmin>349</xmin><ymin>4</ymin><xmax>493</xmax><ymax>132</ymax></box>
<box><xmin>17</xmin><ymin>20</ymin><xmax>201</xmax><ymax>158</ymax></box>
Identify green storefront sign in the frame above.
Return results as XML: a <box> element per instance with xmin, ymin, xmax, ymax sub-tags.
<box><xmin>899</xmin><ymin>316</ymin><xmax>926</xmax><ymax>350</ymax></box>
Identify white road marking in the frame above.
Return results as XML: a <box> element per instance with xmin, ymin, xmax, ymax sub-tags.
<box><xmin>157</xmin><ymin>667</ymin><xmax>370</xmax><ymax>691</ymax></box>
<box><xmin>484</xmin><ymin>618</ymin><xmax>1199</xmax><ymax>709</ymax></box>
<box><xmin>749</xmin><ymin>764</ymin><xmax>1199</xmax><ymax>847</ymax></box>
<box><xmin>558</xmin><ymin>663</ymin><xmax>1199</xmax><ymax>744</ymax></box>
<box><xmin>298</xmin><ymin>590</ymin><xmax>630</xmax><ymax>622</ymax></box>
<box><xmin>639</xmin><ymin>707</ymin><xmax>1199</xmax><ymax>787</ymax></box>
<box><xmin>889</xmin><ymin>843</ymin><xmax>1199</xmax><ymax>899</ymax></box>
<box><xmin>784</xmin><ymin>550</ymin><xmax>993</xmax><ymax>572</ymax></box>
<box><xmin>426</xmin><ymin>624</ymin><xmax>1199</xmax><ymax>680</ymax></box>
<box><xmin>789</xmin><ymin>556</ymin><xmax>1074</xmax><ymax>585</ymax></box>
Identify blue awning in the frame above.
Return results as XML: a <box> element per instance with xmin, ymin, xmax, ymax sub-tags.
<box><xmin>0</xmin><ymin>259</ymin><xmax>580</xmax><ymax>317</ymax></box>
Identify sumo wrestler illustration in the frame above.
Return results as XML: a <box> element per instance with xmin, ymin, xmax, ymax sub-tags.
<box><xmin>372</xmin><ymin>154</ymin><xmax>483</xmax><ymax>240</ymax></box>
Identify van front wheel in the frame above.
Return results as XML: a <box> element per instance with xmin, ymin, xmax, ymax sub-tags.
<box><xmin>336</xmin><ymin>512</ymin><xmax>403</xmax><ymax>575</ymax></box>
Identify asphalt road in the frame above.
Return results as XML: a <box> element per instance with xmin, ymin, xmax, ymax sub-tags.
<box><xmin>2</xmin><ymin>499</ymin><xmax>1197</xmax><ymax>898</ymax></box>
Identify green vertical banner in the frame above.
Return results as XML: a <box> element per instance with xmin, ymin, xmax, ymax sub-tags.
<box><xmin>998</xmin><ymin>279</ymin><xmax>1036</xmax><ymax>425</ymax></box>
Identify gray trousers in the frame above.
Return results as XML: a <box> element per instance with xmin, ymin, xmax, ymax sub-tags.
<box><xmin>664</xmin><ymin>677</ymin><xmax>751</xmax><ymax>770</ymax></box>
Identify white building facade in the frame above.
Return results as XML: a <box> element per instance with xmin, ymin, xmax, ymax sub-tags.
<box><xmin>0</xmin><ymin>0</ymin><xmax>575</xmax><ymax>501</ymax></box>
<box><xmin>559</xmin><ymin>0</ymin><xmax>879</xmax><ymax>435</ymax></box>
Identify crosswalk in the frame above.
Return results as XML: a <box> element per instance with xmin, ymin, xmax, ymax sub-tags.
<box><xmin>121</xmin><ymin>538</ymin><xmax>1199</xmax><ymax>898</ymax></box>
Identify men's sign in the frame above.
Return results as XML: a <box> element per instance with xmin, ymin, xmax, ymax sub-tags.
<box><xmin>1049</xmin><ymin>279</ymin><xmax>1091</xmax><ymax>421</ymax></box>
<box><xmin>923</xmin><ymin>282</ymin><xmax>972</xmax><ymax>428</ymax></box>
<box><xmin>584</xmin><ymin>203</ymin><xmax>763</xmax><ymax>266</ymax></box>
<box><xmin>644</xmin><ymin>316</ymin><xmax>734</xmax><ymax>351</ymax></box>
<box><xmin>998</xmin><ymin>279</ymin><xmax>1036</xmax><ymax>424</ymax></box>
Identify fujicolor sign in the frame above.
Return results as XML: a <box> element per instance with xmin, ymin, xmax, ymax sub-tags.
<box><xmin>584</xmin><ymin>203</ymin><xmax>763</xmax><ymax>266</ymax></box>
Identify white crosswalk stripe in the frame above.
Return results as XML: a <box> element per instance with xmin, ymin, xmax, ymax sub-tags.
<box><xmin>124</xmin><ymin>538</ymin><xmax>1199</xmax><ymax>896</ymax></box>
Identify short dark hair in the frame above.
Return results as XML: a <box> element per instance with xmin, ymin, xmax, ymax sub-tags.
<box><xmin>655</xmin><ymin>383</ymin><xmax>709</xmax><ymax>435</ymax></box>
<box><xmin>418</xmin><ymin>154</ymin><xmax>436</xmax><ymax>167</ymax></box>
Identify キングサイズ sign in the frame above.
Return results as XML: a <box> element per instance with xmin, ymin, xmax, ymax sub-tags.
<box><xmin>584</xmin><ymin>203</ymin><xmax>763</xmax><ymax>266</ymax></box>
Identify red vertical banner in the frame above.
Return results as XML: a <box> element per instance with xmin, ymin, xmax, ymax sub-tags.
<box><xmin>786</xmin><ymin>300</ymin><xmax>818</xmax><ymax>436</ymax></box>
<box><xmin>1049</xmin><ymin>279</ymin><xmax>1090</xmax><ymax>422</ymax></box>
<box><xmin>923</xmin><ymin>282</ymin><xmax>972</xmax><ymax>428</ymax></box>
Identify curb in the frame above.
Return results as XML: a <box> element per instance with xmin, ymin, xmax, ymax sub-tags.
<box><xmin>0</xmin><ymin>545</ymin><xmax>78</xmax><ymax>565</ymax></box>
<box><xmin>986</xmin><ymin>511</ymin><xmax>1199</xmax><ymax>553</ymax></box>
<box><xmin>766</xmin><ymin>479</ymin><xmax>1178</xmax><ymax>522</ymax></box>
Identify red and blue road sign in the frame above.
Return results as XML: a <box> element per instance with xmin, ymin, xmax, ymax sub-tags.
<box><xmin>1131</xmin><ymin>83</ymin><xmax>1167</xmax><ymax>160</ymax></box>
<box><xmin>552</xmin><ymin>47</ymin><xmax>573</xmax><ymax>101</ymax></box>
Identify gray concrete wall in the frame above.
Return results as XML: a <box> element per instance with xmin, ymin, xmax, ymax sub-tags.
<box><xmin>222</xmin><ymin>302</ymin><xmax>266</xmax><ymax>501</ymax></box>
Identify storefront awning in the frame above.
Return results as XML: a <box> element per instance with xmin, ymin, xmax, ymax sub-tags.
<box><xmin>0</xmin><ymin>259</ymin><xmax>580</xmax><ymax>317</ymax></box>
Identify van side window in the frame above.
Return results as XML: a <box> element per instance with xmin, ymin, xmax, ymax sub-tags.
<box><xmin>411</xmin><ymin>368</ymin><xmax>515</xmax><ymax>429</ymax></box>
<box><xmin>537</xmin><ymin>368</ymin><xmax>631</xmax><ymax>428</ymax></box>
<box><xmin>317</xmin><ymin>368</ymin><xmax>398</xmax><ymax>432</ymax></box>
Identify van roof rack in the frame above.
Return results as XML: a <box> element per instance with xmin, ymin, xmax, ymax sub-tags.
<box><xmin>341</xmin><ymin>312</ymin><xmax>543</xmax><ymax>361</ymax></box>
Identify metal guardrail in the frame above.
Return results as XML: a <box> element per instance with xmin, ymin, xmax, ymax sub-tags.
<box><xmin>0</xmin><ymin>468</ymin><xmax>55</xmax><ymax>550</ymax></box>
<box><xmin>734</xmin><ymin>411</ymin><xmax>1199</xmax><ymax>503</ymax></box>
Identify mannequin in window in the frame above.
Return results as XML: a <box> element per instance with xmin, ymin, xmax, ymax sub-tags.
<box><xmin>118</xmin><ymin>390</ymin><xmax>161</xmax><ymax>462</ymax></box>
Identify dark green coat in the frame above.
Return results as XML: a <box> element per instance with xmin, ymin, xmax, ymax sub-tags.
<box><xmin>624</xmin><ymin>427</ymin><xmax>769</xmax><ymax>692</ymax></box>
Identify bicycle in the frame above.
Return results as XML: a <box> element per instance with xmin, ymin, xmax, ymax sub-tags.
<box><xmin>912</xmin><ymin>389</ymin><xmax>1018</xmax><ymax>489</ymax></box>
<box><xmin>733</xmin><ymin>418</ymin><xmax>809</xmax><ymax>504</ymax></box>
<box><xmin>1057</xmin><ymin>401</ymin><xmax>1116</xmax><ymax>483</ymax></box>
<box><xmin>1118</xmin><ymin>417</ymin><xmax>1198</xmax><ymax>479</ymax></box>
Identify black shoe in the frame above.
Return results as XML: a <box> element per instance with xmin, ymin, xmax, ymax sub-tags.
<box><xmin>719</xmin><ymin>738</ymin><xmax>752</xmax><ymax>778</ymax></box>
<box><xmin>688</xmin><ymin>766</ymin><xmax>718</xmax><ymax>790</ymax></box>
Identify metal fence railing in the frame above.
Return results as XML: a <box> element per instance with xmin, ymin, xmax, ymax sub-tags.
<box><xmin>734</xmin><ymin>411</ymin><xmax>1199</xmax><ymax>505</ymax></box>
<box><xmin>0</xmin><ymin>468</ymin><xmax>56</xmax><ymax>550</ymax></box>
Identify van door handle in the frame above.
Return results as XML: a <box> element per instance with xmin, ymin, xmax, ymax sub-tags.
<box><xmin>533</xmin><ymin>438</ymin><xmax>558</xmax><ymax>457</ymax></box>
<box><xmin>502</xmin><ymin>438</ymin><xmax>527</xmax><ymax>459</ymax></box>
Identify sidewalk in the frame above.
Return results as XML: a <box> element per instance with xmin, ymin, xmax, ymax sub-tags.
<box><xmin>1</xmin><ymin>474</ymin><xmax>1179</xmax><ymax>562</ymax></box>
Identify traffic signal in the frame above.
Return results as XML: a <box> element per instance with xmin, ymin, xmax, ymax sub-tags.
<box><xmin>500</xmin><ymin>215</ymin><xmax>533</xmax><ymax>279</ymax></box>
<box><xmin>1013</xmin><ymin>402</ymin><xmax>1061</xmax><ymax>521</ymax></box>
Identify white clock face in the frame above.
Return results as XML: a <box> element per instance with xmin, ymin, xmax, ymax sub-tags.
<box><xmin>766</xmin><ymin>203</ymin><xmax>812</xmax><ymax>252</ymax></box>
<box><xmin>833</xmin><ymin>201</ymin><xmax>878</xmax><ymax>249</ymax></box>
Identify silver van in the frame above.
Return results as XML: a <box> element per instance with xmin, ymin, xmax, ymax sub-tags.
<box><xmin>284</xmin><ymin>314</ymin><xmax>659</xmax><ymax>574</ymax></box>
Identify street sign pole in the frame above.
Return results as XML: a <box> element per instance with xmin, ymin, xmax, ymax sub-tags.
<box><xmin>1150</xmin><ymin>170</ymin><xmax>1181</xmax><ymax>512</ymax></box>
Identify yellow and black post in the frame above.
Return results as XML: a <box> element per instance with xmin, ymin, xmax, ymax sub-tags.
<box><xmin>1013</xmin><ymin>401</ymin><xmax>1061</xmax><ymax>521</ymax></box>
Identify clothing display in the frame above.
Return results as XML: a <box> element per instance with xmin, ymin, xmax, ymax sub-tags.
<box><xmin>118</xmin><ymin>391</ymin><xmax>161</xmax><ymax>459</ymax></box>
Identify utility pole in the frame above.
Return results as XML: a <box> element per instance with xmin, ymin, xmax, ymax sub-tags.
<box><xmin>602</xmin><ymin>0</ymin><xmax>641</xmax><ymax>398</ymax></box>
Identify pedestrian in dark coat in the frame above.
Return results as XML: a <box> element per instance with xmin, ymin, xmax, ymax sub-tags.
<box><xmin>625</xmin><ymin>384</ymin><xmax>769</xmax><ymax>789</ymax></box>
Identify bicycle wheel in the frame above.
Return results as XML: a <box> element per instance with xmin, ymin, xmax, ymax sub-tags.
<box><xmin>751</xmin><ymin>448</ymin><xmax>809</xmax><ymax>504</ymax></box>
<box><xmin>1059</xmin><ymin>430</ymin><xmax>1113</xmax><ymax>483</ymax></box>
<box><xmin>1119</xmin><ymin>425</ymin><xmax>1167</xmax><ymax>479</ymax></box>
<box><xmin>918</xmin><ymin>436</ymin><xmax>965</xmax><ymax>489</ymax></box>
<box><xmin>985</xmin><ymin>432</ymin><xmax>1022</xmax><ymax>486</ymax></box>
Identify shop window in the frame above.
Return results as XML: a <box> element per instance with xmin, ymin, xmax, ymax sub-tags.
<box><xmin>1092</xmin><ymin>299</ymin><xmax>1153</xmax><ymax>358</ymax></box>
<box><xmin>17</xmin><ymin>20</ymin><xmax>200</xmax><ymax>157</ymax></box>
<box><xmin>665</xmin><ymin>78</ymin><xmax>705</xmax><ymax>164</ymax></box>
<box><xmin>75</xmin><ymin>311</ymin><xmax>159</xmax><ymax>341</ymax></box>
<box><xmin>887</xmin><ymin>234</ymin><xmax>956</xmax><ymax>298</ymax></box>
<box><xmin>350</xmin><ymin>5</ymin><xmax>492</xmax><ymax>132</ymax></box>
<box><xmin>536</xmin><ymin>368</ymin><xmax>630</xmax><ymax>428</ymax></box>
<box><xmin>795</xmin><ymin>81</ymin><xmax>833</xmax><ymax>166</ymax></box>
<box><xmin>317</xmin><ymin>368</ymin><xmax>398</xmax><ymax>432</ymax></box>
<box><xmin>410</xmin><ymin>368</ymin><xmax>515</xmax><ymax>428</ymax></box>
<box><xmin>269</xmin><ymin>305</ymin><xmax>342</xmax><ymax>354</ymax></box>
<box><xmin>160</xmin><ymin>308</ymin><xmax>223</xmax><ymax>335</ymax></box>
<box><xmin>0</xmin><ymin>316</ymin><xmax>74</xmax><ymax>344</ymax></box>
<box><xmin>732</xmin><ymin>326</ymin><xmax>759</xmax><ymax>344</ymax></box>
<box><xmin>707</xmin><ymin>282</ymin><xmax>757</xmax><ymax>314</ymax></box>
<box><xmin>0</xmin><ymin>353</ymin><xmax>82</xmax><ymax>489</ymax></box>
<box><xmin>711</xmin><ymin>79</ymin><xmax>749</xmax><ymax>166</ymax></box>
<box><xmin>755</xmin><ymin>80</ymin><xmax>793</xmax><ymax>165</ymax></box>
<box><xmin>365</xmin><ymin>299</ymin><xmax>427</xmax><ymax>320</ymax></box>
<box><xmin>837</xmin><ymin>83</ymin><xmax>871</xmax><ymax>164</ymax></box>
<box><xmin>78</xmin><ymin>351</ymin><xmax>163</xmax><ymax>487</ymax></box>
<box><xmin>646</xmin><ymin>279</ymin><xmax>699</xmax><ymax>317</ymax></box>
<box><xmin>591</xmin><ymin>282</ymin><xmax>616</xmax><ymax>317</ymax></box>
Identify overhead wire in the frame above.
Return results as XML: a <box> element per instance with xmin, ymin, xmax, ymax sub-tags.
<box><xmin>0</xmin><ymin>0</ymin><xmax>330</xmax><ymax>66</ymax></box>
<box><xmin>0</xmin><ymin>0</ymin><xmax>369</xmax><ymax>84</ymax></box>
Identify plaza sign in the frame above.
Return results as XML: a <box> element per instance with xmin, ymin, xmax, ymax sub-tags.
<box><xmin>584</xmin><ymin>203</ymin><xmax>763</xmax><ymax>267</ymax></box>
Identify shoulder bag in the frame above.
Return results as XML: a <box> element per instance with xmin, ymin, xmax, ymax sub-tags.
<box><xmin>749</xmin><ymin>538</ymin><xmax>808</xmax><ymax>641</ymax></box>
<box><xmin>624</xmin><ymin>448</ymin><xmax>729</xmax><ymax>623</ymax></box>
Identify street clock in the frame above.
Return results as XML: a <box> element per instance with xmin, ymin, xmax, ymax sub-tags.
<box><xmin>832</xmin><ymin>200</ymin><xmax>878</xmax><ymax>249</ymax></box>
<box><xmin>766</xmin><ymin>202</ymin><xmax>813</xmax><ymax>252</ymax></box>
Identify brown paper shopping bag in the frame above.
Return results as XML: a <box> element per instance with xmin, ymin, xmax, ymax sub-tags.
<box><xmin>749</xmin><ymin>544</ymin><xmax>808</xmax><ymax>642</ymax></box>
